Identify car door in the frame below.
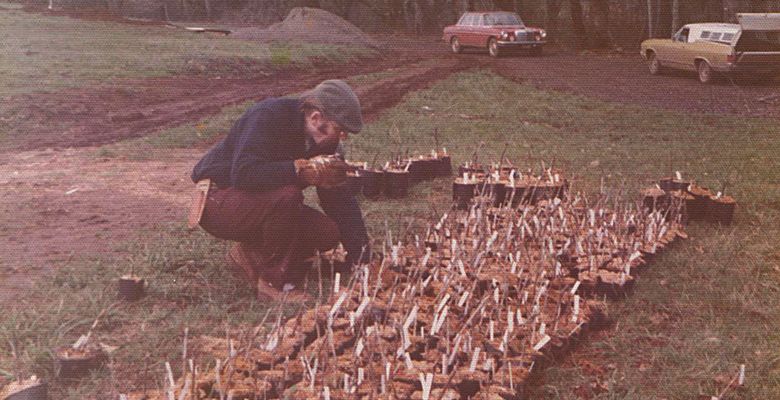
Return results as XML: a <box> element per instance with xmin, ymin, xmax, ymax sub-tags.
<box><xmin>668</xmin><ymin>27</ymin><xmax>691</xmax><ymax>68</ymax></box>
<box><xmin>465</xmin><ymin>14</ymin><xmax>484</xmax><ymax>47</ymax></box>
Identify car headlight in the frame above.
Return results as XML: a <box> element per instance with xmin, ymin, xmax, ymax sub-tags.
<box><xmin>500</xmin><ymin>31</ymin><xmax>508</xmax><ymax>40</ymax></box>
<box><xmin>540</xmin><ymin>30</ymin><xmax>547</xmax><ymax>38</ymax></box>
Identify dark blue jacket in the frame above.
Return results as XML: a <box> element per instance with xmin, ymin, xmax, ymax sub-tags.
<box><xmin>192</xmin><ymin>97</ymin><xmax>369</xmax><ymax>264</ymax></box>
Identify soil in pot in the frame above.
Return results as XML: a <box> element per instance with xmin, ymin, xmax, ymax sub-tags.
<box><xmin>118</xmin><ymin>275</ymin><xmax>145</xmax><ymax>301</ymax></box>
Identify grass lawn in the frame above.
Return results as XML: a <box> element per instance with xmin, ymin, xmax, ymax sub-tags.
<box><xmin>0</xmin><ymin>7</ymin><xmax>374</xmax><ymax>96</ymax></box>
<box><xmin>3</xmin><ymin>70</ymin><xmax>780</xmax><ymax>398</ymax></box>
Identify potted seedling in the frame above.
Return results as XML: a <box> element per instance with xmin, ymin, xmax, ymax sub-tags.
<box><xmin>686</xmin><ymin>183</ymin><xmax>712</xmax><ymax>222</ymax></box>
<box><xmin>0</xmin><ymin>376</ymin><xmax>47</xmax><ymax>400</ymax></box>
<box><xmin>383</xmin><ymin>161</ymin><xmax>410</xmax><ymax>199</ymax></box>
<box><xmin>452</xmin><ymin>172</ymin><xmax>478</xmax><ymax>209</ymax></box>
<box><xmin>118</xmin><ymin>264</ymin><xmax>145</xmax><ymax>301</ymax></box>
<box><xmin>706</xmin><ymin>191</ymin><xmax>736</xmax><ymax>225</ymax></box>
<box><xmin>659</xmin><ymin>171</ymin><xmax>690</xmax><ymax>192</ymax></box>
<box><xmin>56</xmin><ymin>315</ymin><xmax>106</xmax><ymax>381</ymax></box>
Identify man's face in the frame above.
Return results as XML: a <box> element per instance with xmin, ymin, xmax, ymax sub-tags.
<box><xmin>305</xmin><ymin>110</ymin><xmax>348</xmax><ymax>150</ymax></box>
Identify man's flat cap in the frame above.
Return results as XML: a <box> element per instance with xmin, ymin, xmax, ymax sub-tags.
<box><xmin>303</xmin><ymin>79</ymin><xmax>363</xmax><ymax>133</ymax></box>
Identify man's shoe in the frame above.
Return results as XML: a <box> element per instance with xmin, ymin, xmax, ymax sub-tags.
<box><xmin>226</xmin><ymin>243</ymin><xmax>258</xmax><ymax>283</ymax></box>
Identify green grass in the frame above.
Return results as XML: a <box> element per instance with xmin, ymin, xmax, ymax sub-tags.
<box><xmin>0</xmin><ymin>8</ymin><xmax>374</xmax><ymax>96</ymax></box>
<box><xmin>4</xmin><ymin>70</ymin><xmax>780</xmax><ymax>398</ymax></box>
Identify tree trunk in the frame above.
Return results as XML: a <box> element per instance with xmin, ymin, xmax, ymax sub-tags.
<box><xmin>545</xmin><ymin>0</ymin><xmax>561</xmax><ymax>41</ymax></box>
<box><xmin>646</xmin><ymin>0</ymin><xmax>653</xmax><ymax>38</ymax></box>
<box><xmin>671</xmin><ymin>0</ymin><xmax>680</xmax><ymax>35</ymax></box>
<box><xmin>569</xmin><ymin>0</ymin><xmax>586</xmax><ymax>48</ymax></box>
<box><xmin>204</xmin><ymin>0</ymin><xmax>211</xmax><ymax>19</ymax></box>
<box><xmin>590</xmin><ymin>0</ymin><xmax>612</xmax><ymax>48</ymax></box>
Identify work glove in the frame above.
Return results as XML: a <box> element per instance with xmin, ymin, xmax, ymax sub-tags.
<box><xmin>294</xmin><ymin>155</ymin><xmax>348</xmax><ymax>188</ymax></box>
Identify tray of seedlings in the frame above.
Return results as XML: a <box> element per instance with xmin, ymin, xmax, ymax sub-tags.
<box><xmin>129</xmin><ymin>168</ymin><xmax>697</xmax><ymax>400</ymax></box>
<box><xmin>346</xmin><ymin>149</ymin><xmax>452</xmax><ymax>200</ymax></box>
<box><xmin>453</xmin><ymin>161</ymin><xmax>568</xmax><ymax>210</ymax></box>
<box><xmin>642</xmin><ymin>172</ymin><xmax>737</xmax><ymax>225</ymax></box>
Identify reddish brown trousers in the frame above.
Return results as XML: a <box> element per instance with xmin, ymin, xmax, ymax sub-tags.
<box><xmin>199</xmin><ymin>185</ymin><xmax>339</xmax><ymax>287</ymax></box>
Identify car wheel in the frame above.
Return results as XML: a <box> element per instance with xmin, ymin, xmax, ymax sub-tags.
<box><xmin>451</xmin><ymin>37</ymin><xmax>462</xmax><ymax>54</ymax></box>
<box><xmin>647</xmin><ymin>52</ymin><xmax>663</xmax><ymax>75</ymax></box>
<box><xmin>697</xmin><ymin>61</ymin><xmax>714</xmax><ymax>84</ymax></box>
<box><xmin>488</xmin><ymin>38</ymin><xmax>500</xmax><ymax>57</ymax></box>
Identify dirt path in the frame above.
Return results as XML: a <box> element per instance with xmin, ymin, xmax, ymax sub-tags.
<box><xmin>0</xmin><ymin>56</ymin><xmax>472</xmax><ymax>301</ymax></box>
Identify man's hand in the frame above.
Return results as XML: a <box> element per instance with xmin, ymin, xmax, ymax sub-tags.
<box><xmin>294</xmin><ymin>156</ymin><xmax>348</xmax><ymax>188</ymax></box>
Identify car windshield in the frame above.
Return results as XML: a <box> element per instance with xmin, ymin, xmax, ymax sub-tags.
<box><xmin>484</xmin><ymin>13</ymin><xmax>523</xmax><ymax>26</ymax></box>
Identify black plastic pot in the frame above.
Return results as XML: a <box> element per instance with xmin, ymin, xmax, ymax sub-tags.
<box><xmin>437</xmin><ymin>156</ymin><xmax>452</xmax><ymax>177</ymax></box>
<box><xmin>408</xmin><ymin>158</ymin><xmax>436</xmax><ymax>182</ymax></box>
<box><xmin>118</xmin><ymin>276</ymin><xmax>145</xmax><ymax>301</ymax></box>
<box><xmin>346</xmin><ymin>172</ymin><xmax>363</xmax><ymax>196</ymax></box>
<box><xmin>641</xmin><ymin>188</ymin><xmax>670</xmax><ymax>213</ymax></box>
<box><xmin>359</xmin><ymin>169</ymin><xmax>384</xmax><ymax>199</ymax></box>
<box><xmin>484</xmin><ymin>182</ymin><xmax>507</xmax><ymax>206</ymax></box>
<box><xmin>705</xmin><ymin>195</ymin><xmax>736</xmax><ymax>225</ymax></box>
<box><xmin>384</xmin><ymin>170</ymin><xmax>410</xmax><ymax>198</ymax></box>
<box><xmin>56</xmin><ymin>347</ymin><xmax>104</xmax><ymax>380</ymax></box>
<box><xmin>686</xmin><ymin>185</ymin><xmax>712</xmax><ymax>222</ymax></box>
<box><xmin>452</xmin><ymin>181</ymin><xmax>477</xmax><ymax>209</ymax></box>
<box><xmin>505</xmin><ymin>185</ymin><xmax>528</xmax><ymax>207</ymax></box>
<box><xmin>4</xmin><ymin>382</ymin><xmax>48</xmax><ymax>400</ymax></box>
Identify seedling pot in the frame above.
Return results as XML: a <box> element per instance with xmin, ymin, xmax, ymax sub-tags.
<box><xmin>118</xmin><ymin>275</ymin><xmax>145</xmax><ymax>301</ymax></box>
<box><xmin>686</xmin><ymin>185</ymin><xmax>711</xmax><ymax>221</ymax></box>
<box><xmin>359</xmin><ymin>169</ymin><xmax>384</xmax><ymax>199</ymax></box>
<box><xmin>437</xmin><ymin>156</ymin><xmax>452</xmax><ymax>177</ymax></box>
<box><xmin>384</xmin><ymin>170</ymin><xmax>410</xmax><ymax>198</ymax></box>
<box><xmin>408</xmin><ymin>158</ymin><xmax>436</xmax><ymax>182</ymax></box>
<box><xmin>505</xmin><ymin>184</ymin><xmax>528</xmax><ymax>207</ymax></box>
<box><xmin>56</xmin><ymin>347</ymin><xmax>105</xmax><ymax>380</ymax></box>
<box><xmin>453</xmin><ymin>180</ymin><xmax>477</xmax><ymax>209</ymax></box>
<box><xmin>485</xmin><ymin>182</ymin><xmax>507</xmax><ymax>206</ymax></box>
<box><xmin>706</xmin><ymin>195</ymin><xmax>736</xmax><ymax>225</ymax></box>
<box><xmin>346</xmin><ymin>172</ymin><xmax>363</xmax><ymax>196</ymax></box>
<box><xmin>2</xmin><ymin>382</ymin><xmax>48</xmax><ymax>400</ymax></box>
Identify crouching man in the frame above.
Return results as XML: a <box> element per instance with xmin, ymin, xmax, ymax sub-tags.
<box><xmin>188</xmin><ymin>80</ymin><xmax>370</xmax><ymax>300</ymax></box>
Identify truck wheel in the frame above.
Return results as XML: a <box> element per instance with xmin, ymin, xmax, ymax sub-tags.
<box><xmin>488</xmin><ymin>38</ymin><xmax>500</xmax><ymax>57</ymax></box>
<box><xmin>451</xmin><ymin>37</ymin><xmax>462</xmax><ymax>54</ymax></box>
<box><xmin>697</xmin><ymin>61</ymin><xmax>714</xmax><ymax>84</ymax></box>
<box><xmin>648</xmin><ymin>52</ymin><xmax>663</xmax><ymax>75</ymax></box>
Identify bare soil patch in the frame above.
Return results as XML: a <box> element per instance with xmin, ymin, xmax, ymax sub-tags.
<box><xmin>485</xmin><ymin>49</ymin><xmax>780</xmax><ymax>118</ymax></box>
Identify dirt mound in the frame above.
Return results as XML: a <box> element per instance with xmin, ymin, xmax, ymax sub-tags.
<box><xmin>234</xmin><ymin>7</ymin><xmax>379</xmax><ymax>48</ymax></box>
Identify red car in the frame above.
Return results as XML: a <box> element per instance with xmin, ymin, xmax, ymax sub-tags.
<box><xmin>443</xmin><ymin>11</ymin><xmax>547</xmax><ymax>57</ymax></box>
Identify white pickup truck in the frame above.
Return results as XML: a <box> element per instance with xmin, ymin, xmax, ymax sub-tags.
<box><xmin>641</xmin><ymin>13</ymin><xmax>780</xmax><ymax>83</ymax></box>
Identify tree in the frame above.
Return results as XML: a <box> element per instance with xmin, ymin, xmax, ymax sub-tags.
<box><xmin>569</xmin><ymin>0</ymin><xmax>586</xmax><ymax>47</ymax></box>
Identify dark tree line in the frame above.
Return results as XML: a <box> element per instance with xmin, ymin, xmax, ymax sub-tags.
<box><xmin>20</xmin><ymin>0</ymin><xmax>780</xmax><ymax>47</ymax></box>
